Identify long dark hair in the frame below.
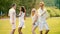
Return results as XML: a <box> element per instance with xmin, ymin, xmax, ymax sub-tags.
<box><xmin>20</xmin><ymin>6</ymin><xmax>26</xmax><ymax>13</ymax></box>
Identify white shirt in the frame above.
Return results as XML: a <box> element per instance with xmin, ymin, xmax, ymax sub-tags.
<box><xmin>9</xmin><ymin>8</ymin><xmax>16</xmax><ymax>22</ymax></box>
<box><xmin>19</xmin><ymin>12</ymin><xmax>25</xmax><ymax>22</ymax></box>
<box><xmin>37</xmin><ymin>8</ymin><xmax>47</xmax><ymax>21</ymax></box>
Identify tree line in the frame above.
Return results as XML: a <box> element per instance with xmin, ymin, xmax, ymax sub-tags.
<box><xmin>0</xmin><ymin>0</ymin><xmax>60</xmax><ymax>17</ymax></box>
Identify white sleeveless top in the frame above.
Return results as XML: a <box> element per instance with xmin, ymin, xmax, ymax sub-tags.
<box><xmin>32</xmin><ymin>14</ymin><xmax>38</xmax><ymax>23</ymax></box>
<box><xmin>19</xmin><ymin>12</ymin><xmax>25</xmax><ymax>22</ymax></box>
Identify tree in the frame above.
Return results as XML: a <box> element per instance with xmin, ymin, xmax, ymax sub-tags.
<box><xmin>0</xmin><ymin>0</ymin><xmax>13</xmax><ymax>16</ymax></box>
<box><xmin>0</xmin><ymin>0</ymin><xmax>36</xmax><ymax>17</ymax></box>
<box><xmin>55</xmin><ymin>0</ymin><xmax>60</xmax><ymax>9</ymax></box>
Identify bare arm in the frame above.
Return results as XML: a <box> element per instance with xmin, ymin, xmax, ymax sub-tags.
<box><xmin>45</xmin><ymin>11</ymin><xmax>49</xmax><ymax>19</ymax></box>
<box><xmin>17</xmin><ymin>12</ymin><xmax>22</xmax><ymax>17</ymax></box>
<box><xmin>41</xmin><ymin>11</ymin><xmax>46</xmax><ymax>16</ymax></box>
<box><xmin>33</xmin><ymin>14</ymin><xmax>38</xmax><ymax>25</ymax></box>
<box><xmin>24</xmin><ymin>12</ymin><xmax>26</xmax><ymax>20</ymax></box>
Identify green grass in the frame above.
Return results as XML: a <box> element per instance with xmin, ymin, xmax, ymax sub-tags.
<box><xmin>0</xmin><ymin>17</ymin><xmax>60</xmax><ymax>34</ymax></box>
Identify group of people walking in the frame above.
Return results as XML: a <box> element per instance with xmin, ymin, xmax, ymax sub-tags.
<box><xmin>8</xmin><ymin>2</ymin><xmax>49</xmax><ymax>34</ymax></box>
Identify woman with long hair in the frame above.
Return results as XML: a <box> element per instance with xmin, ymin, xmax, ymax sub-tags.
<box><xmin>31</xmin><ymin>8</ymin><xmax>39</xmax><ymax>34</ymax></box>
<box><xmin>18</xmin><ymin>6</ymin><xmax>26</xmax><ymax>34</ymax></box>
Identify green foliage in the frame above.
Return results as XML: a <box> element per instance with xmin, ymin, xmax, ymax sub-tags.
<box><xmin>44</xmin><ymin>0</ymin><xmax>55</xmax><ymax>6</ymax></box>
<box><xmin>17</xmin><ymin>0</ymin><xmax>36</xmax><ymax>16</ymax></box>
<box><xmin>0</xmin><ymin>0</ymin><xmax>60</xmax><ymax>17</ymax></box>
<box><xmin>0</xmin><ymin>0</ymin><xmax>13</xmax><ymax>16</ymax></box>
<box><xmin>55</xmin><ymin>0</ymin><xmax>60</xmax><ymax>9</ymax></box>
<box><xmin>47</xmin><ymin>7</ymin><xmax>60</xmax><ymax>17</ymax></box>
<box><xmin>0</xmin><ymin>0</ymin><xmax>36</xmax><ymax>17</ymax></box>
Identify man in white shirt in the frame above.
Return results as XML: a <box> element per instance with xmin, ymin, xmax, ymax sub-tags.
<box><xmin>37</xmin><ymin>2</ymin><xmax>49</xmax><ymax>34</ymax></box>
<box><xmin>8</xmin><ymin>4</ymin><xmax>16</xmax><ymax>34</ymax></box>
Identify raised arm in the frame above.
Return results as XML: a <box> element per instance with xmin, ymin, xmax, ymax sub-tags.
<box><xmin>17</xmin><ymin>12</ymin><xmax>22</xmax><ymax>17</ymax></box>
<box><xmin>41</xmin><ymin>11</ymin><xmax>46</xmax><ymax>16</ymax></box>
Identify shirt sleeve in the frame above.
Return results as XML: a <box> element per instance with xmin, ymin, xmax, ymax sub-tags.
<box><xmin>44</xmin><ymin>8</ymin><xmax>48</xmax><ymax>18</ymax></box>
<box><xmin>37</xmin><ymin>9</ymin><xmax>41</xmax><ymax>16</ymax></box>
<box><xmin>9</xmin><ymin>9</ymin><xmax>15</xmax><ymax>17</ymax></box>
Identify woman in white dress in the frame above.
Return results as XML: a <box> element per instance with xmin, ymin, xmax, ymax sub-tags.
<box><xmin>18</xmin><ymin>6</ymin><xmax>26</xmax><ymax>34</ymax></box>
<box><xmin>31</xmin><ymin>8</ymin><xmax>39</xmax><ymax>34</ymax></box>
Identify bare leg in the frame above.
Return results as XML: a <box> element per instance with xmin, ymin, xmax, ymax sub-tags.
<box><xmin>10</xmin><ymin>29</ymin><xmax>15</xmax><ymax>34</ymax></box>
<box><xmin>40</xmin><ymin>31</ymin><xmax>43</xmax><ymax>34</ymax></box>
<box><xmin>18</xmin><ymin>27</ymin><xmax>22</xmax><ymax>34</ymax></box>
<box><xmin>32</xmin><ymin>25</ymin><xmax>37</xmax><ymax>34</ymax></box>
<box><xmin>45</xmin><ymin>30</ymin><xmax>49</xmax><ymax>34</ymax></box>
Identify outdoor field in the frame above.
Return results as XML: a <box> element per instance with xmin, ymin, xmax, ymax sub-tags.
<box><xmin>0</xmin><ymin>17</ymin><xmax>60</xmax><ymax>34</ymax></box>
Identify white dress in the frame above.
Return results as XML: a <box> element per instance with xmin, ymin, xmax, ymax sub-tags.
<box><xmin>18</xmin><ymin>11</ymin><xmax>25</xmax><ymax>27</ymax></box>
<box><xmin>31</xmin><ymin>14</ymin><xmax>39</xmax><ymax>28</ymax></box>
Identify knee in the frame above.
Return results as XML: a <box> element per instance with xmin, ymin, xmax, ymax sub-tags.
<box><xmin>40</xmin><ymin>31</ymin><xmax>43</xmax><ymax>34</ymax></box>
<box><xmin>32</xmin><ymin>29</ymin><xmax>34</xmax><ymax>33</ymax></box>
<box><xmin>40</xmin><ymin>31</ymin><xmax>42</xmax><ymax>32</ymax></box>
<box><xmin>18</xmin><ymin>28</ymin><xmax>20</xmax><ymax>32</ymax></box>
<box><xmin>47</xmin><ymin>30</ymin><xmax>49</xmax><ymax>32</ymax></box>
<box><xmin>18</xmin><ymin>27</ymin><xmax>22</xmax><ymax>32</ymax></box>
<box><xmin>12</xmin><ymin>29</ymin><xmax>16</xmax><ymax>32</ymax></box>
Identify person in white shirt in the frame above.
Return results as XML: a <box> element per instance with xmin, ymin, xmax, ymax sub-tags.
<box><xmin>8</xmin><ymin>4</ymin><xmax>16</xmax><ymax>34</ymax></box>
<box><xmin>31</xmin><ymin>8</ymin><xmax>39</xmax><ymax>34</ymax></box>
<box><xmin>37</xmin><ymin>2</ymin><xmax>49</xmax><ymax>34</ymax></box>
<box><xmin>18</xmin><ymin>6</ymin><xmax>26</xmax><ymax>34</ymax></box>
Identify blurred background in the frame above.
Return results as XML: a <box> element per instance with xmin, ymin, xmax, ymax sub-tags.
<box><xmin>0</xmin><ymin>0</ymin><xmax>60</xmax><ymax>18</ymax></box>
<box><xmin>0</xmin><ymin>0</ymin><xmax>60</xmax><ymax>34</ymax></box>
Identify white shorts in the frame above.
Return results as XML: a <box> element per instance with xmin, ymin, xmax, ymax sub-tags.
<box><xmin>10</xmin><ymin>21</ymin><xmax>16</xmax><ymax>29</ymax></box>
<box><xmin>33</xmin><ymin>22</ymin><xmax>39</xmax><ymax>28</ymax></box>
<box><xmin>10</xmin><ymin>19</ymin><xmax>16</xmax><ymax>29</ymax></box>
<box><xmin>32</xmin><ymin>21</ymin><xmax>40</xmax><ymax>31</ymax></box>
<box><xmin>18</xmin><ymin>21</ymin><xmax>24</xmax><ymax>28</ymax></box>
<box><xmin>39</xmin><ymin>21</ymin><xmax>49</xmax><ymax>31</ymax></box>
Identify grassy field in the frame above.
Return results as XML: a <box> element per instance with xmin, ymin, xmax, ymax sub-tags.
<box><xmin>0</xmin><ymin>17</ymin><xmax>60</xmax><ymax>34</ymax></box>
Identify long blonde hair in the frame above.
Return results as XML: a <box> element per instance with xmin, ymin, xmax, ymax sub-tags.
<box><xmin>31</xmin><ymin>8</ymin><xmax>36</xmax><ymax>16</ymax></box>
